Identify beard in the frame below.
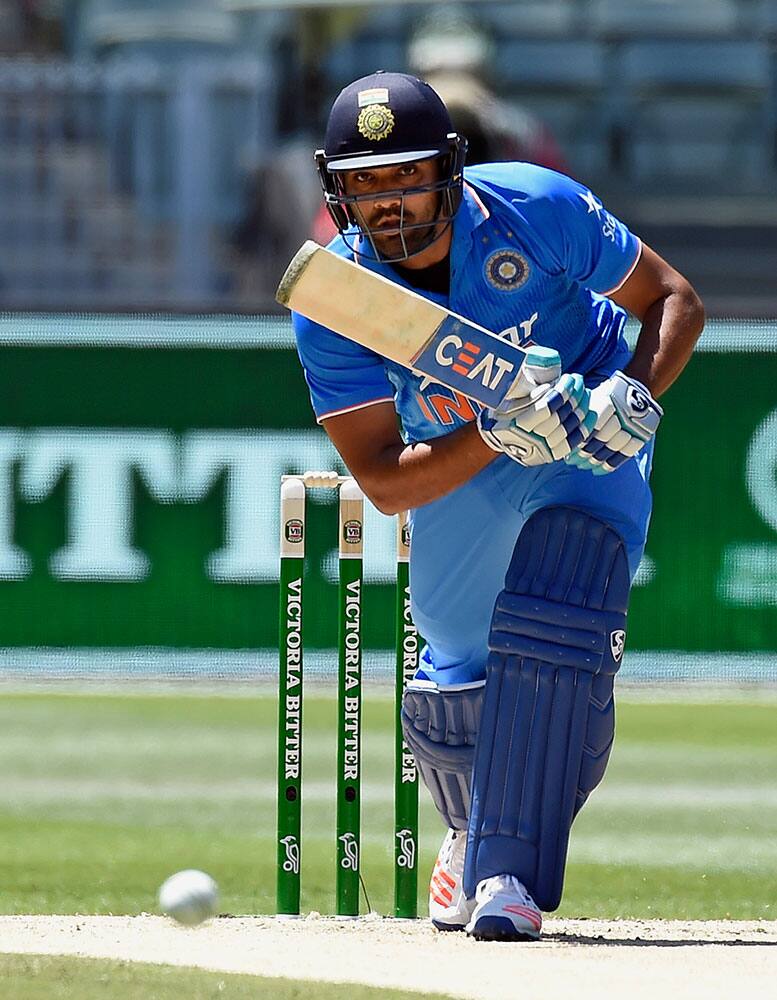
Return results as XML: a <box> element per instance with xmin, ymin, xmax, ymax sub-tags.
<box><xmin>367</xmin><ymin>216</ymin><xmax>440</xmax><ymax>260</ymax></box>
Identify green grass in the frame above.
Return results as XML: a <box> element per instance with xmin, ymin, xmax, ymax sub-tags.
<box><xmin>0</xmin><ymin>954</ymin><xmax>457</xmax><ymax>999</ymax></box>
<box><xmin>0</xmin><ymin>690</ymin><xmax>774</xmax><ymax>919</ymax></box>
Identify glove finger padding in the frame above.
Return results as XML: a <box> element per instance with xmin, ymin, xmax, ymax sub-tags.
<box><xmin>567</xmin><ymin>372</ymin><xmax>662</xmax><ymax>475</ymax></box>
<box><xmin>477</xmin><ymin>348</ymin><xmax>594</xmax><ymax>466</ymax></box>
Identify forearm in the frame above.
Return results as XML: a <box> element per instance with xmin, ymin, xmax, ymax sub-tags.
<box><xmin>623</xmin><ymin>287</ymin><xmax>705</xmax><ymax>398</ymax></box>
<box><xmin>365</xmin><ymin>422</ymin><xmax>498</xmax><ymax>515</ymax></box>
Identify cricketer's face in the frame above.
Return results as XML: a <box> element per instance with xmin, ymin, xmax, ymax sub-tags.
<box><xmin>342</xmin><ymin>159</ymin><xmax>443</xmax><ymax>259</ymax></box>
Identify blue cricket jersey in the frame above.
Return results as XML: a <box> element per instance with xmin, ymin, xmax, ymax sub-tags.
<box><xmin>293</xmin><ymin>163</ymin><xmax>641</xmax><ymax>442</ymax></box>
<box><xmin>294</xmin><ymin>162</ymin><xmax>652</xmax><ymax>682</ymax></box>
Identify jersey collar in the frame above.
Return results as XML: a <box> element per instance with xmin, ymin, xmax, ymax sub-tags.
<box><xmin>457</xmin><ymin>181</ymin><xmax>491</xmax><ymax>237</ymax></box>
<box><xmin>446</xmin><ymin>180</ymin><xmax>491</xmax><ymax>287</ymax></box>
<box><xmin>450</xmin><ymin>180</ymin><xmax>491</xmax><ymax>261</ymax></box>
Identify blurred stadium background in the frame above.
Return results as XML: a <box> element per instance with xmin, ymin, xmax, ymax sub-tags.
<box><xmin>0</xmin><ymin>0</ymin><xmax>775</xmax><ymax>922</ymax></box>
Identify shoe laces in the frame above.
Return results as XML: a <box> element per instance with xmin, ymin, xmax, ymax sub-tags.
<box><xmin>476</xmin><ymin>874</ymin><xmax>537</xmax><ymax>909</ymax></box>
<box><xmin>438</xmin><ymin>830</ymin><xmax>466</xmax><ymax>875</ymax></box>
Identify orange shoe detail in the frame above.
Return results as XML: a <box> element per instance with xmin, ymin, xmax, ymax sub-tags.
<box><xmin>436</xmin><ymin>868</ymin><xmax>456</xmax><ymax>889</ymax></box>
<box><xmin>502</xmin><ymin>904</ymin><xmax>542</xmax><ymax>930</ymax></box>
<box><xmin>431</xmin><ymin>879</ymin><xmax>453</xmax><ymax>904</ymax></box>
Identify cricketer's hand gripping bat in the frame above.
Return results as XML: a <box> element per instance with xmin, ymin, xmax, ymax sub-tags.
<box><xmin>276</xmin><ymin>241</ymin><xmax>527</xmax><ymax>408</ymax></box>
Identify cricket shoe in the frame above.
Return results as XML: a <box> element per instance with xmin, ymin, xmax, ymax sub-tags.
<box><xmin>465</xmin><ymin>874</ymin><xmax>542</xmax><ymax>942</ymax></box>
<box><xmin>429</xmin><ymin>829</ymin><xmax>475</xmax><ymax>931</ymax></box>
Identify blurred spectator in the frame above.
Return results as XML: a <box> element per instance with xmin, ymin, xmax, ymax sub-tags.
<box><xmin>233</xmin><ymin>137</ymin><xmax>322</xmax><ymax>269</ymax></box>
<box><xmin>0</xmin><ymin>0</ymin><xmax>64</xmax><ymax>54</ymax></box>
<box><xmin>84</xmin><ymin>0</ymin><xmax>237</xmax><ymax>60</ymax></box>
<box><xmin>407</xmin><ymin>4</ymin><xmax>566</xmax><ymax>172</ymax></box>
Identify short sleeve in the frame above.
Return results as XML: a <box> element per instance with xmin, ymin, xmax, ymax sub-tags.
<box><xmin>469</xmin><ymin>164</ymin><xmax>641</xmax><ymax>295</ymax></box>
<box><xmin>293</xmin><ymin>311</ymin><xmax>396</xmax><ymax>423</ymax></box>
<box><xmin>544</xmin><ymin>175</ymin><xmax>641</xmax><ymax>294</ymax></box>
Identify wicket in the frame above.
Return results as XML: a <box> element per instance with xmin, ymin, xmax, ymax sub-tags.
<box><xmin>277</xmin><ymin>472</ymin><xmax>420</xmax><ymax>919</ymax></box>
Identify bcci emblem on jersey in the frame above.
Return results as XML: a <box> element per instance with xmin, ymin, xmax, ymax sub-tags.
<box><xmin>485</xmin><ymin>249</ymin><xmax>530</xmax><ymax>291</ymax></box>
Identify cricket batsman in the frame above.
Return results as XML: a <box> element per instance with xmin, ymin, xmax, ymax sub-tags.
<box><xmin>290</xmin><ymin>72</ymin><xmax>704</xmax><ymax>940</ymax></box>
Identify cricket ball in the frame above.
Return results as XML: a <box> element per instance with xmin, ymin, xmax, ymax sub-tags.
<box><xmin>158</xmin><ymin>869</ymin><xmax>219</xmax><ymax>926</ymax></box>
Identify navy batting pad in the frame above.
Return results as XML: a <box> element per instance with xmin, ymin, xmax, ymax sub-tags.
<box><xmin>401</xmin><ymin>682</ymin><xmax>484</xmax><ymax>830</ymax></box>
<box><xmin>463</xmin><ymin>506</ymin><xmax>630</xmax><ymax>910</ymax></box>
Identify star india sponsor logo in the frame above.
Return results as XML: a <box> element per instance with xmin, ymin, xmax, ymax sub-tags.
<box><xmin>610</xmin><ymin>629</ymin><xmax>626</xmax><ymax>663</ymax></box>
<box><xmin>396</xmin><ymin>828</ymin><xmax>416</xmax><ymax>870</ymax></box>
<box><xmin>484</xmin><ymin>249</ymin><xmax>530</xmax><ymax>291</ymax></box>
<box><xmin>280</xmin><ymin>834</ymin><xmax>300</xmax><ymax>874</ymax></box>
<box><xmin>339</xmin><ymin>832</ymin><xmax>359</xmax><ymax>871</ymax></box>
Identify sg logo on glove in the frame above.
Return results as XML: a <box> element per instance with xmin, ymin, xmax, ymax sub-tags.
<box><xmin>626</xmin><ymin>384</ymin><xmax>650</xmax><ymax>416</ymax></box>
<box><xmin>566</xmin><ymin>372</ymin><xmax>663</xmax><ymax>476</ymax></box>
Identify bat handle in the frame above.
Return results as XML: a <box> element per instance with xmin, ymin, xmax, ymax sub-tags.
<box><xmin>502</xmin><ymin>347</ymin><xmax>561</xmax><ymax>404</ymax></box>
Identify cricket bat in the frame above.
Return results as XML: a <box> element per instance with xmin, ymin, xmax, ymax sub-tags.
<box><xmin>276</xmin><ymin>241</ymin><xmax>526</xmax><ymax>408</ymax></box>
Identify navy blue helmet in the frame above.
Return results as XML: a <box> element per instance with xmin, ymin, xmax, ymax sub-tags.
<box><xmin>315</xmin><ymin>71</ymin><xmax>467</xmax><ymax>261</ymax></box>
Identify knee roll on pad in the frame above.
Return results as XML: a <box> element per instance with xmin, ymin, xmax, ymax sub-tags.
<box><xmin>463</xmin><ymin>506</ymin><xmax>631</xmax><ymax>910</ymax></box>
<box><xmin>401</xmin><ymin>682</ymin><xmax>484</xmax><ymax>830</ymax></box>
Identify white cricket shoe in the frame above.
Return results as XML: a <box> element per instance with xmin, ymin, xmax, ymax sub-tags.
<box><xmin>466</xmin><ymin>874</ymin><xmax>542</xmax><ymax>941</ymax></box>
<box><xmin>429</xmin><ymin>829</ymin><xmax>476</xmax><ymax>931</ymax></box>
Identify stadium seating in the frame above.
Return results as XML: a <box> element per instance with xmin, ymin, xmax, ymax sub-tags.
<box><xmin>495</xmin><ymin>39</ymin><xmax>609</xmax><ymax>177</ymax></box>
<box><xmin>0</xmin><ymin>55</ymin><xmax>272</xmax><ymax>308</ymax></box>
<box><xmin>756</xmin><ymin>0</ymin><xmax>777</xmax><ymax>34</ymax></box>
<box><xmin>3</xmin><ymin>0</ymin><xmax>777</xmax><ymax>313</ymax></box>
<box><xmin>84</xmin><ymin>0</ymin><xmax>239</xmax><ymax>51</ymax></box>
<box><xmin>590</xmin><ymin>0</ymin><xmax>741</xmax><ymax>37</ymax></box>
<box><xmin>322</xmin><ymin>37</ymin><xmax>407</xmax><ymax>91</ymax></box>
<box><xmin>477</xmin><ymin>1</ymin><xmax>579</xmax><ymax>38</ymax></box>
<box><xmin>614</xmin><ymin>40</ymin><xmax>769</xmax><ymax>190</ymax></box>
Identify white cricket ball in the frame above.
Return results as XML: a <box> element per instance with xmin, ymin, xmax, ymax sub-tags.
<box><xmin>158</xmin><ymin>869</ymin><xmax>219</xmax><ymax>926</ymax></box>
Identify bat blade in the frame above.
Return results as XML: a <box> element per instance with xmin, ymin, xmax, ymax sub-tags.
<box><xmin>276</xmin><ymin>241</ymin><xmax>525</xmax><ymax>408</ymax></box>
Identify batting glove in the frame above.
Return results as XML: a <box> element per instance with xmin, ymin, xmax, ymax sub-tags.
<box><xmin>565</xmin><ymin>371</ymin><xmax>663</xmax><ymax>475</ymax></box>
<box><xmin>476</xmin><ymin>346</ymin><xmax>595</xmax><ymax>466</ymax></box>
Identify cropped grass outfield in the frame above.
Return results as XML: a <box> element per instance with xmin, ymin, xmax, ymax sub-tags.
<box><xmin>0</xmin><ymin>954</ymin><xmax>459</xmax><ymax>1000</ymax></box>
<box><xmin>0</xmin><ymin>691</ymin><xmax>774</xmax><ymax>919</ymax></box>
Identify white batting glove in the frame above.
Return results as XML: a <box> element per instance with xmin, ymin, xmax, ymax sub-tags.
<box><xmin>476</xmin><ymin>346</ymin><xmax>595</xmax><ymax>466</ymax></box>
<box><xmin>565</xmin><ymin>371</ymin><xmax>663</xmax><ymax>476</ymax></box>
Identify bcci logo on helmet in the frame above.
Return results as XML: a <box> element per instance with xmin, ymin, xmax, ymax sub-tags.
<box><xmin>339</xmin><ymin>832</ymin><xmax>359</xmax><ymax>871</ymax></box>
<box><xmin>395</xmin><ymin>828</ymin><xmax>416</xmax><ymax>870</ymax></box>
<box><xmin>280</xmin><ymin>835</ymin><xmax>300</xmax><ymax>874</ymax></box>
<box><xmin>357</xmin><ymin>104</ymin><xmax>395</xmax><ymax>142</ymax></box>
<box><xmin>285</xmin><ymin>518</ymin><xmax>303</xmax><ymax>544</ymax></box>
